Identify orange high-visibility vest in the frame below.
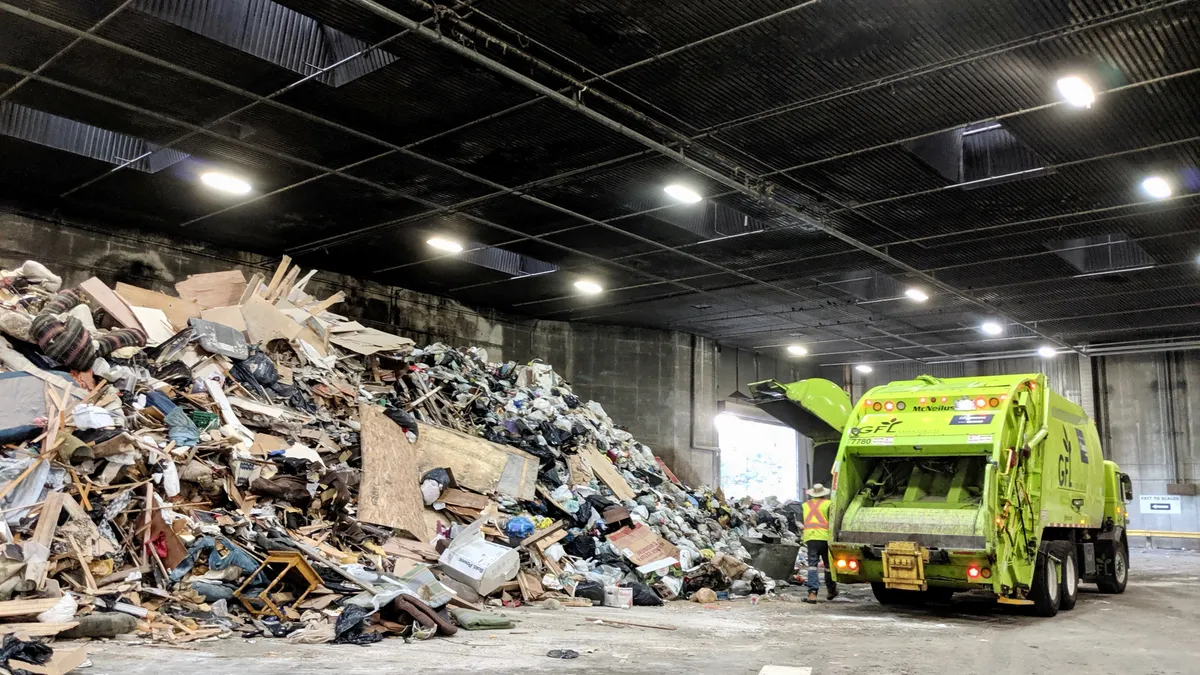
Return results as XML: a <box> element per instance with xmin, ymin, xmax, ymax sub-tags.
<box><xmin>802</xmin><ymin>498</ymin><xmax>832</xmax><ymax>542</ymax></box>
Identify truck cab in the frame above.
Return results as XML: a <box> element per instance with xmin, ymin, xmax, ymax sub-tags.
<box><xmin>752</xmin><ymin>374</ymin><xmax>1133</xmax><ymax>616</ymax></box>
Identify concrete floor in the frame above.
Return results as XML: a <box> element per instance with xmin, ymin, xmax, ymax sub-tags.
<box><xmin>77</xmin><ymin>548</ymin><xmax>1198</xmax><ymax>675</ymax></box>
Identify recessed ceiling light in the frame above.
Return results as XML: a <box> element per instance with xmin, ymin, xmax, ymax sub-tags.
<box><xmin>664</xmin><ymin>184</ymin><xmax>702</xmax><ymax>204</ymax></box>
<box><xmin>574</xmin><ymin>280</ymin><xmax>603</xmax><ymax>294</ymax></box>
<box><xmin>904</xmin><ymin>288</ymin><xmax>929</xmax><ymax>302</ymax></box>
<box><xmin>1141</xmin><ymin>175</ymin><xmax>1172</xmax><ymax>199</ymax></box>
<box><xmin>855</xmin><ymin>364</ymin><xmax>873</xmax><ymax>374</ymax></box>
<box><xmin>1037</xmin><ymin>346</ymin><xmax>1058</xmax><ymax>358</ymax></box>
<box><xmin>427</xmin><ymin>237</ymin><xmax>464</xmax><ymax>253</ymax></box>
<box><xmin>787</xmin><ymin>345</ymin><xmax>808</xmax><ymax>356</ymax></box>
<box><xmin>1056</xmin><ymin>76</ymin><xmax>1095</xmax><ymax>108</ymax></box>
<box><xmin>200</xmin><ymin>171</ymin><xmax>251</xmax><ymax>195</ymax></box>
<box><xmin>980</xmin><ymin>321</ymin><xmax>1004</xmax><ymax>336</ymax></box>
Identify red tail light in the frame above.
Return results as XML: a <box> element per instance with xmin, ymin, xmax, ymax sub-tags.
<box><xmin>847</xmin><ymin>559</ymin><xmax>859</xmax><ymax>571</ymax></box>
<box><xmin>884</xmin><ymin>401</ymin><xmax>895</xmax><ymax>411</ymax></box>
<box><xmin>975</xmin><ymin>397</ymin><xmax>987</xmax><ymax>409</ymax></box>
<box><xmin>967</xmin><ymin>565</ymin><xmax>981</xmax><ymax>579</ymax></box>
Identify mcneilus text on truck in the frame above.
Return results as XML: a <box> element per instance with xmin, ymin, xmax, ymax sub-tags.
<box><xmin>751</xmin><ymin>373</ymin><xmax>1134</xmax><ymax>617</ymax></box>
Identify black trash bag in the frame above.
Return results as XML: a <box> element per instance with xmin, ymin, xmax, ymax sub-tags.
<box><xmin>562</xmin><ymin>394</ymin><xmax>580</xmax><ymax>409</ymax></box>
<box><xmin>562</xmin><ymin>532</ymin><xmax>596</xmax><ymax>559</ymax></box>
<box><xmin>624</xmin><ymin>581</ymin><xmax>663</xmax><ymax>606</ymax></box>
<box><xmin>333</xmin><ymin>605</ymin><xmax>382</xmax><ymax>645</ymax></box>
<box><xmin>538</xmin><ymin>465</ymin><xmax>565</xmax><ymax>488</ymax></box>
<box><xmin>573</xmin><ymin>580</ymin><xmax>605</xmax><ymax>605</ymax></box>
<box><xmin>0</xmin><ymin>634</ymin><xmax>53</xmax><ymax>673</ymax></box>
<box><xmin>272</xmin><ymin>383</ymin><xmax>316</xmax><ymax>414</ymax></box>
<box><xmin>238</xmin><ymin>350</ymin><xmax>280</xmax><ymax>388</ymax></box>
<box><xmin>420</xmin><ymin>468</ymin><xmax>452</xmax><ymax>492</ymax></box>
<box><xmin>384</xmin><ymin>406</ymin><xmax>419</xmax><ymax>440</ymax></box>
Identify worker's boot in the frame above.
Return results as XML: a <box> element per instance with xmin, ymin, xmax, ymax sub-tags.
<box><xmin>827</xmin><ymin>586</ymin><xmax>839</xmax><ymax>601</ymax></box>
<box><xmin>804</xmin><ymin>591</ymin><xmax>819</xmax><ymax>604</ymax></box>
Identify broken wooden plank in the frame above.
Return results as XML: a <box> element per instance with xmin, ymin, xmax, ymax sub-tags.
<box><xmin>264</xmin><ymin>256</ymin><xmax>292</xmax><ymax>299</ymax></box>
<box><xmin>436</xmin><ymin>488</ymin><xmax>491</xmax><ymax>511</ymax></box>
<box><xmin>579</xmin><ymin>443</ymin><xmax>636</xmax><ymax>502</ymax></box>
<box><xmin>0</xmin><ymin>622</ymin><xmax>78</xmax><ymax>637</ymax></box>
<box><xmin>240</xmin><ymin>272</ymin><xmax>265</xmax><ymax>304</ymax></box>
<box><xmin>0</xmin><ymin>597</ymin><xmax>63</xmax><ymax>618</ymax></box>
<box><xmin>23</xmin><ymin>491</ymin><xmax>65</xmax><ymax>589</ymax></box>
<box><xmin>357</xmin><ymin>403</ymin><xmax>430</xmax><ymax>540</ymax></box>
<box><xmin>307</xmin><ymin>290</ymin><xmax>346</xmax><ymax>316</ymax></box>
<box><xmin>115</xmin><ymin>283</ymin><xmax>202</xmax><ymax>330</ymax></box>
<box><xmin>79</xmin><ymin>277</ymin><xmax>141</xmax><ymax>330</ymax></box>
<box><xmin>520</xmin><ymin>520</ymin><xmax>565</xmax><ymax>549</ymax></box>
<box><xmin>412</xmin><ymin>423</ymin><xmax>539</xmax><ymax>500</ymax></box>
<box><xmin>583</xmin><ymin>617</ymin><xmax>676</xmax><ymax>631</ymax></box>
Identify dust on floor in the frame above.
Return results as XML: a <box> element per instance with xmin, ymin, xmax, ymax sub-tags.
<box><xmin>78</xmin><ymin>548</ymin><xmax>1200</xmax><ymax>675</ymax></box>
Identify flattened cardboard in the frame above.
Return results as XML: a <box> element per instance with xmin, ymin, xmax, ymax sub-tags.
<box><xmin>607</xmin><ymin>524</ymin><xmax>680</xmax><ymax>567</ymax></box>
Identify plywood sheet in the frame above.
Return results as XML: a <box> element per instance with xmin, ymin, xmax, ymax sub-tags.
<box><xmin>358</xmin><ymin>403</ymin><xmax>430</xmax><ymax>539</ymax></box>
<box><xmin>129</xmin><ymin>306</ymin><xmax>175</xmax><ymax>346</ymax></box>
<box><xmin>79</xmin><ymin>277</ymin><xmax>141</xmax><ymax>329</ymax></box>
<box><xmin>115</xmin><ymin>283</ymin><xmax>202</xmax><ymax>330</ymax></box>
<box><xmin>176</xmin><ymin>270</ymin><xmax>247</xmax><ymax>309</ymax></box>
<box><xmin>579</xmin><ymin>444</ymin><xmax>636</xmax><ymax>502</ymax></box>
<box><xmin>411</xmin><ymin>423</ymin><xmax>539</xmax><ymax>500</ymax></box>
<box><xmin>241</xmin><ymin>295</ymin><xmax>302</xmax><ymax>345</ymax></box>
<box><xmin>200</xmin><ymin>305</ymin><xmax>247</xmax><ymax>332</ymax></box>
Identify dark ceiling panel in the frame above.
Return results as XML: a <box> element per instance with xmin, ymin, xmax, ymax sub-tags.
<box><xmin>2</xmin><ymin>0</ymin><xmax>1199</xmax><ymax>360</ymax></box>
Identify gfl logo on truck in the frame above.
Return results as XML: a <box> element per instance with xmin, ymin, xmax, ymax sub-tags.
<box><xmin>850</xmin><ymin>419</ymin><xmax>902</xmax><ymax>436</ymax></box>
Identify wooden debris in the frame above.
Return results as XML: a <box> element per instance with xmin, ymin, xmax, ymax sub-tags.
<box><xmin>115</xmin><ymin>283</ymin><xmax>202</xmax><ymax>330</ymax></box>
<box><xmin>357</xmin><ymin>403</ymin><xmax>431</xmax><ymax>540</ymax></box>
<box><xmin>0</xmin><ymin>597</ymin><xmax>62</xmax><ymax>618</ymax></box>
<box><xmin>584</xmin><ymin>617</ymin><xmax>677</xmax><ymax>631</ymax></box>
<box><xmin>176</xmin><ymin>270</ymin><xmax>247</xmax><ymax>309</ymax></box>
<box><xmin>79</xmin><ymin>277</ymin><xmax>142</xmax><ymax>330</ymax></box>
<box><xmin>412</xmin><ymin>424</ymin><xmax>539</xmax><ymax>500</ymax></box>
<box><xmin>579</xmin><ymin>443</ymin><xmax>636</xmax><ymax>502</ymax></box>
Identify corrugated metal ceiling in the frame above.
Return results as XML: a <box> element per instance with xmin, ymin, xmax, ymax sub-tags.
<box><xmin>1</xmin><ymin>0</ymin><xmax>1198</xmax><ymax>366</ymax></box>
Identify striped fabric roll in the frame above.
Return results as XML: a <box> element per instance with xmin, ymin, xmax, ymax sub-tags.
<box><xmin>29</xmin><ymin>289</ymin><xmax>147</xmax><ymax>371</ymax></box>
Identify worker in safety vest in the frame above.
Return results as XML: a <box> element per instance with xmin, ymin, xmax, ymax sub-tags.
<box><xmin>802</xmin><ymin>484</ymin><xmax>837</xmax><ymax>603</ymax></box>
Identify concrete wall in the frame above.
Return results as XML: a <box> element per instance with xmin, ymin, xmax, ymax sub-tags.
<box><xmin>824</xmin><ymin>352</ymin><xmax>1200</xmax><ymax>548</ymax></box>
<box><xmin>0</xmin><ymin>211</ymin><xmax>720</xmax><ymax>485</ymax></box>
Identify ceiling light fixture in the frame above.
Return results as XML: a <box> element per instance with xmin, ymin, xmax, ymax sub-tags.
<box><xmin>904</xmin><ymin>288</ymin><xmax>929</xmax><ymax>302</ymax></box>
<box><xmin>1141</xmin><ymin>175</ymin><xmax>1172</xmax><ymax>199</ymax></box>
<box><xmin>980</xmin><ymin>321</ymin><xmax>1004</xmax><ymax>336</ymax></box>
<box><xmin>574</xmin><ymin>280</ymin><xmax>603</xmax><ymax>295</ymax></box>
<box><xmin>1037</xmin><ymin>346</ymin><xmax>1058</xmax><ymax>358</ymax></box>
<box><xmin>787</xmin><ymin>345</ymin><xmax>808</xmax><ymax>356</ymax></box>
<box><xmin>664</xmin><ymin>184</ymin><xmax>702</xmax><ymax>204</ymax></box>
<box><xmin>426</xmin><ymin>237</ymin><xmax>464</xmax><ymax>253</ymax></box>
<box><xmin>200</xmin><ymin>171</ymin><xmax>251</xmax><ymax>195</ymax></box>
<box><xmin>855</xmin><ymin>364</ymin><xmax>873</xmax><ymax>374</ymax></box>
<box><xmin>1056</xmin><ymin>76</ymin><xmax>1095</xmax><ymax>108</ymax></box>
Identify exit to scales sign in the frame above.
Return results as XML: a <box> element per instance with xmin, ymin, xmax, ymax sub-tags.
<box><xmin>1139</xmin><ymin>495</ymin><xmax>1182</xmax><ymax>515</ymax></box>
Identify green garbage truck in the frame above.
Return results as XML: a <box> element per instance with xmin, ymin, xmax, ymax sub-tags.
<box><xmin>751</xmin><ymin>373</ymin><xmax>1133</xmax><ymax>616</ymax></box>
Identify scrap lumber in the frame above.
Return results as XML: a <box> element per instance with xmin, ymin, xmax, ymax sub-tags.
<box><xmin>175</xmin><ymin>270</ymin><xmax>247</xmax><ymax>309</ymax></box>
<box><xmin>264</xmin><ymin>256</ymin><xmax>292</xmax><ymax>300</ymax></box>
<box><xmin>411</xmin><ymin>423</ymin><xmax>539</xmax><ymax>500</ymax></box>
<box><xmin>23</xmin><ymin>491</ymin><xmax>65</xmax><ymax>589</ymax></box>
<box><xmin>584</xmin><ymin>617</ymin><xmax>677</xmax><ymax>631</ymax></box>
<box><xmin>241</xmin><ymin>295</ymin><xmax>302</xmax><ymax>345</ymax></box>
<box><xmin>0</xmin><ymin>597</ymin><xmax>62</xmax><ymax>618</ymax></box>
<box><xmin>308</xmin><ymin>291</ymin><xmax>345</xmax><ymax>315</ymax></box>
<box><xmin>79</xmin><ymin>277</ymin><xmax>142</xmax><ymax>330</ymax></box>
<box><xmin>200</xmin><ymin>305</ymin><xmax>247</xmax><ymax>332</ymax></box>
<box><xmin>579</xmin><ymin>443</ymin><xmax>636</xmax><ymax>501</ymax></box>
<box><xmin>240</xmin><ymin>273</ymin><xmax>265</xmax><ymax>304</ymax></box>
<box><xmin>357</xmin><ymin>403</ymin><xmax>431</xmax><ymax>540</ymax></box>
<box><xmin>520</xmin><ymin>520</ymin><xmax>565</xmax><ymax>549</ymax></box>
<box><xmin>115</xmin><ymin>283</ymin><xmax>202</xmax><ymax>330</ymax></box>
<box><xmin>0</xmin><ymin>622</ymin><xmax>78</xmax><ymax>636</ymax></box>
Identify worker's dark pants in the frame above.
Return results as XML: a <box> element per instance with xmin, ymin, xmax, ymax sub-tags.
<box><xmin>806</xmin><ymin>540</ymin><xmax>836</xmax><ymax>594</ymax></box>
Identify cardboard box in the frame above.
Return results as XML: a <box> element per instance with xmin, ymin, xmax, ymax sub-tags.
<box><xmin>607</xmin><ymin>524</ymin><xmax>680</xmax><ymax>567</ymax></box>
<box><xmin>438</xmin><ymin>517</ymin><xmax>519</xmax><ymax>596</ymax></box>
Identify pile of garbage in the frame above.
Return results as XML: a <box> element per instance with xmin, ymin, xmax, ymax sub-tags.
<box><xmin>0</xmin><ymin>257</ymin><xmax>802</xmax><ymax>650</ymax></box>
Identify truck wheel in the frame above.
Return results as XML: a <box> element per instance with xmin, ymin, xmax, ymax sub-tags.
<box><xmin>1028</xmin><ymin>544</ymin><xmax>1061</xmax><ymax>617</ymax></box>
<box><xmin>871</xmin><ymin>582</ymin><xmax>926</xmax><ymax>606</ymax></box>
<box><xmin>1096</xmin><ymin>540</ymin><xmax>1129</xmax><ymax>594</ymax></box>
<box><xmin>1057</xmin><ymin>543</ymin><xmax>1079</xmax><ymax>611</ymax></box>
